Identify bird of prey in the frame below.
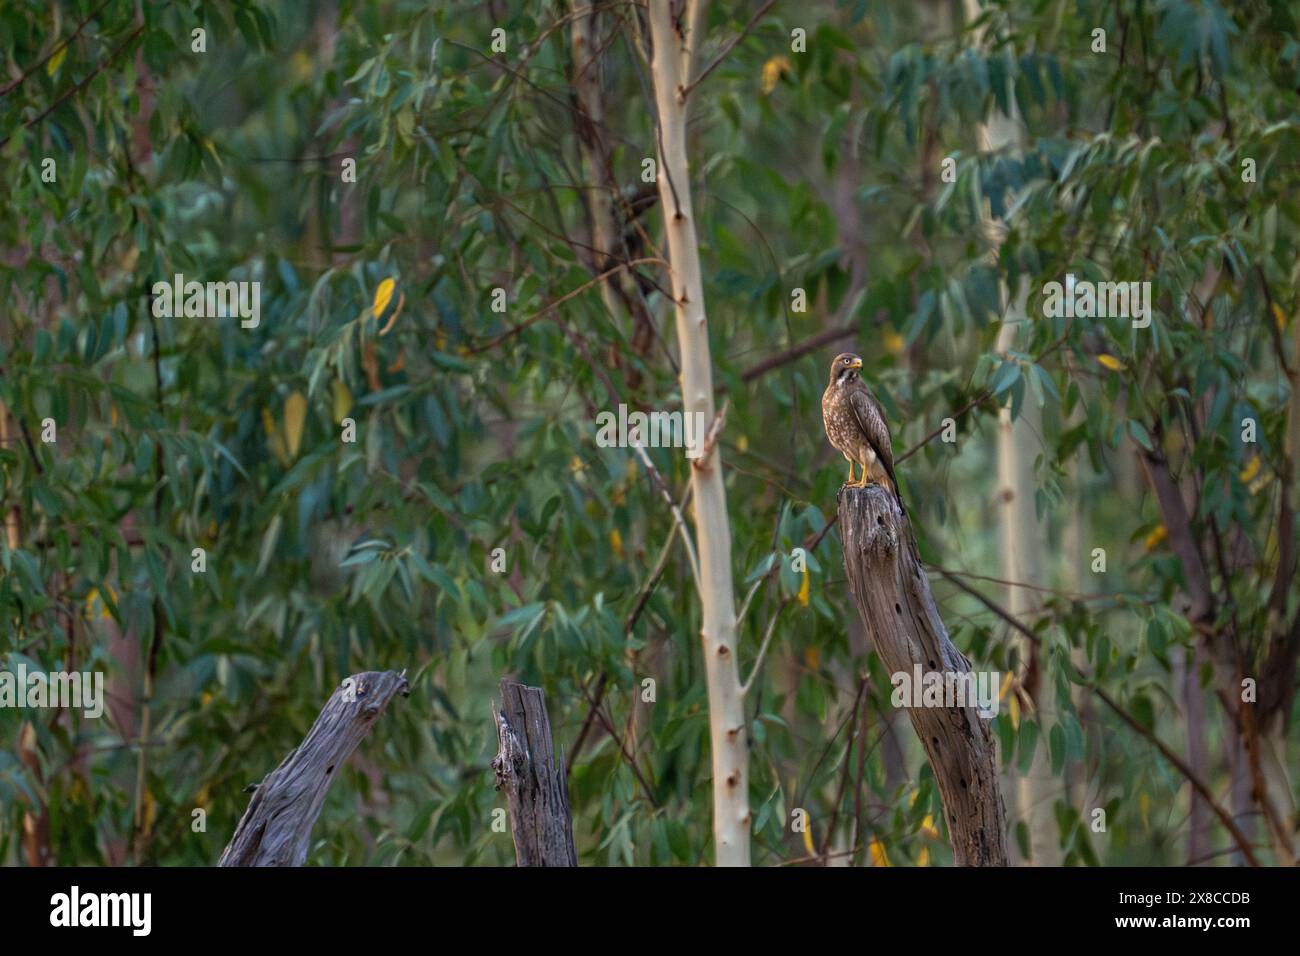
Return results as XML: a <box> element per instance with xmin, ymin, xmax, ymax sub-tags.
<box><xmin>821</xmin><ymin>352</ymin><xmax>904</xmax><ymax>508</ymax></box>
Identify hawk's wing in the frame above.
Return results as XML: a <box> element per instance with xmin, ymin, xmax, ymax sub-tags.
<box><xmin>848</xmin><ymin>386</ymin><xmax>901</xmax><ymax>496</ymax></box>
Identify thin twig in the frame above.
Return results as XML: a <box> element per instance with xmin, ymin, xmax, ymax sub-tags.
<box><xmin>741</xmin><ymin>596</ymin><xmax>793</xmax><ymax>694</ymax></box>
<box><xmin>1091</xmin><ymin>684</ymin><xmax>1260</xmax><ymax>867</ymax></box>
<box><xmin>630</xmin><ymin>441</ymin><xmax>702</xmax><ymax>590</ymax></box>
<box><xmin>466</xmin><ymin>257</ymin><xmax>665</xmax><ymax>354</ymax></box>
<box><xmin>0</xmin><ymin>0</ymin><xmax>117</xmax><ymax>98</ymax></box>
<box><xmin>0</xmin><ymin>23</ymin><xmax>144</xmax><ymax>149</ymax></box>
<box><xmin>680</xmin><ymin>0</ymin><xmax>778</xmax><ymax>99</ymax></box>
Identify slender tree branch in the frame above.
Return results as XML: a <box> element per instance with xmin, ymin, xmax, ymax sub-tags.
<box><xmin>0</xmin><ymin>23</ymin><xmax>144</xmax><ymax>149</ymax></box>
<box><xmin>630</xmin><ymin>440</ymin><xmax>702</xmax><ymax>590</ymax></box>
<box><xmin>740</xmin><ymin>595</ymin><xmax>792</xmax><ymax>695</ymax></box>
<box><xmin>466</xmin><ymin>257</ymin><xmax>666</xmax><ymax>354</ymax></box>
<box><xmin>738</xmin><ymin>324</ymin><xmax>858</xmax><ymax>384</ymax></box>
<box><xmin>0</xmin><ymin>0</ymin><xmax>117</xmax><ymax>98</ymax></box>
<box><xmin>680</xmin><ymin>0</ymin><xmax>777</xmax><ymax>99</ymax></box>
<box><xmin>1090</xmin><ymin>685</ymin><xmax>1260</xmax><ymax>867</ymax></box>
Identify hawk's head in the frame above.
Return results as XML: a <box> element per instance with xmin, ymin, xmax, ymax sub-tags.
<box><xmin>829</xmin><ymin>352</ymin><xmax>863</xmax><ymax>387</ymax></box>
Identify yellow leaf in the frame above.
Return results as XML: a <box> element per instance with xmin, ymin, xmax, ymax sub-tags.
<box><xmin>333</xmin><ymin>379</ymin><xmax>353</xmax><ymax>424</ymax></box>
<box><xmin>761</xmin><ymin>56</ymin><xmax>791</xmax><ymax>94</ymax></box>
<box><xmin>47</xmin><ymin>46</ymin><xmax>67</xmax><ymax>77</ymax></box>
<box><xmin>265</xmin><ymin>406</ymin><xmax>288</xmax><ymax>465</ymax></box>
<box><xmin>804</xmin><ymin>646</ymin><xmax>821</xmax><ymax>671</ymax></box>
<box><xmin>737</xmin><ymin>434</ymin><xmax>749</xmax><ymax>453</ymax></box>
<box><xmin>85</xmin><ymin>586</ymin><xmax>116</xmax><ymax>620</ymax></box>
<box><xmin>372</xmin><ymin>277</ymin><xmax>396</xmax><ymax>319</ymax></box>
<box><xmin>1239</xmin><ymin>455</ymin><xmax>1261</xmax><ymax>484</ymax></box>
<box><xmin>610</xmin><ymin>528</ymin><xmax>624</xmax><ymax>560</ymax></box>
<box><xmin>884</xmin><ymin>329</ymin><xmax>905</xmax><ymax>356</ymax></box>
<box><xmin>1097</xmin><ymin>353</ymin><xmax>1125</xmax><ymax>371</ymax></box>
<box><xmin>1008</xmin><ymin>693</ymin><xmax>1020</xmax><ymax>731</ymax></box>
<box><xmin>1272</xmin><ymin>302</ymin><xmax>1286</xmax><ymax>331</ymax></box>
<box><xmin>801</xmin><ymin>822</ymin><xmax>815</xmax><ymax>856</ymax></box>
<box><xmin>283</xmin><ymin>391</ymin><xmax>307</xmax><ymax>459</ymax></box>
<box><xmin>1143</xmin><ymin>524</ymin><xmax>1167</xmax><ymax>552</ymax></box>
<box><xmin>868</xmin><ymin>838</ymin><xmax>890</xmax><ymax>867</ymax></box>
<box><xmin>920</xmin><ymin>813</ymin><xmax>940</xmax><ymax>840</ymax></box>
<box><xmin>797</xmin><ymin>567</ymin><xmax>810</xmax><ymax>606</ymax></box>
<box><xmin>999</xmin><ymin>671</ymin><xmax>1014</xmax><ymax>701</ymax></box>
<box><xmin>918</xmin><ymin>846</ymin><xmax>931</xmax><ymax>867</ymax></box>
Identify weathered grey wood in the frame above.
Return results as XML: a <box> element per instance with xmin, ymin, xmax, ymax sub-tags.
<box><xmin>839</xmin><ymin>485</ymin><xmax>1008</xmax><ymax>866</ymax></box>
<box><xmin>219</xmin><ymin>670</ymin><xmax>409</xmax><ymax>867</ymax></box>
<box><xmin>492</xmin><ymin>679</ymin><xmax>577</xmax><ymax>866</ymax></box>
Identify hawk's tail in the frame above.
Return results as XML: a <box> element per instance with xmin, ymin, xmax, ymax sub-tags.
<box><xmin>884</xmin><ymin>473</ymin><xmax>907</xmax><ymax>518</ymax></box>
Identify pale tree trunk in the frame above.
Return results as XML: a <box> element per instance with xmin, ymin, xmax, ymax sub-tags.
<box><xmin>570</xmin><ymin>0</ymin><xmax>621</xmax><ymax>322</ymax></box>
<box><xmin>647</xmin><ymin>0</ymin><xmax>750</xmax><ymax>866</ymax></box>
<box><xmin>964</xmin><ymin>0</ymin><xmax>1059</xmax><ymax>866</ymax></box>
<box><xmin>993</xmin><ymin>300</ymin><xmax>1057</xmax><ymax>866</ymax></box>
<box><xmin>571</xmin><ymin>1</ymin><xmax>660</xmax><ymax>762</ymax></box>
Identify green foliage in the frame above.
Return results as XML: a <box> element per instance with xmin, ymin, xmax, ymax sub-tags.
<box><xmin>0</xmin><ymin>0</ymin><xmax>1296</xmax><ymax>866</ymax></box>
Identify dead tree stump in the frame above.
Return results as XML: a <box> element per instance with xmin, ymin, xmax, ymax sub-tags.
<box><xmin>219</xmin><ymin>669</ymin><xmax>409</xmax><ymax>866</ymax></box>
<box><xmin>839</xmin><ymin>485</ymin><xmax>1008</xmax><ymax>866</ymax></box>
<box><xmin>492</xmin><ymin>679</ymin><xmax>577</xmax><ymax>866</ymax></box>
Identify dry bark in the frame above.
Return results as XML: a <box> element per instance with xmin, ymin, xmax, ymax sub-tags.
<box><xmin>838</xmin><ymin>485</ymin><xmax>1008</xmax><ymax>865</ymax></box>
<box><xmin>219</xmin><ymin>670</ymin><xmax>409</xmax><ymax>867</ymax></box>
<box><xmin>492</xmin><ymin>679</ymin><xmax>577</xmax><ymax>866</ymax></box>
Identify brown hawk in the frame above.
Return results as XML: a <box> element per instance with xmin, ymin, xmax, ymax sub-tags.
<box><xmin>821</xmin><ymin>352</ymin><xmax>904</xmax><ymax>508</ymax></box>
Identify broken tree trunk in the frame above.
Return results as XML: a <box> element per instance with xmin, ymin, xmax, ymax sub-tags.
<box><xmin>492</xmin><ymin>679</ymin><xmax>577</xmax><ymax>866</ymax></box>
<box><xmin>219</xmin><ymin>670</ymin><xmax>409</xmax><ymax>867</ymax></box>
<box><xmin>838</xmin><ymin>485</ymin><xmax>1008</xmax><ymax>866</ymax></box>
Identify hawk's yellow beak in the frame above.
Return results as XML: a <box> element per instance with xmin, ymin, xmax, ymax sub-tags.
<box><xmin>850</xmin><ymin>358</ymin><xmax>863</xmax><ymax>369</ymax></box>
